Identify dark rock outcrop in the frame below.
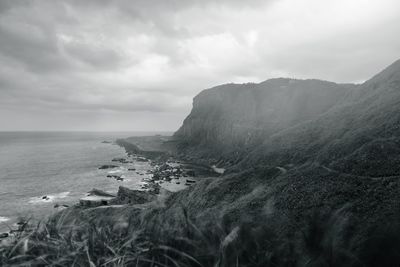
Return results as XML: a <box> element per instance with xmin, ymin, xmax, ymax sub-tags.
<box><xmin>98</xmin><ymin>165</ymin><xmax>118</xmax><ymax>169</ymax></box>
<box><xmin>110</xmin><ymin>186</ymin><xmax>156</xmax><ymax>205</ymax></box>
<box><xmin>87</xmin><ymin>188</ymin><xmax>116</xmax><ymax>198</ymax></box>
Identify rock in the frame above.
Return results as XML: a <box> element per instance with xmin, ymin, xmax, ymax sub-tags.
<box><xmin>42</xmin><ymin>196</ymin><xmax>50</xmax><ymax>200</ymax></box>
<box><xmin>101</xmin><ymin>141</ymin><xmax>113</xmax><ymax>144</ymax></box>
<box><xmin>112</xmin><ymin>157</ymin><xmax>126</xmax><ymax>162</ymax></box>
<box><xmin>128</xmin><ymin>168</ymin><xmax>136</xmax><ymax>171</ymax></box>
<box><xmin>186</xmin><ymin>179</ymin><xmax>196</xmax><ymax>183</ymax></box>
<box><xmin>16</xmin><ymin>220</ymin><xmax>26</xmax><ymax>226</ymax></box>
<box><xmin>136</xmin><ymin>157</ymin><xmax>148</xmax><ymax>162</ymax></box>
<box><xmin>99</xmin><ymin>165</ymin><xmax>118</xmax><ymax>169</ymax></box>
<box><xmin>54</xmin><ymin>204</ymin><xmax>69</xmax><ymax>209</ymax></box>
<box><xmin>87</xmin><ymin>188</ymin><xmax>116</xmax><ymax>197</ymax></box>
<box><xmin>150</xmin><ymin>183</ymin><xmax>161</xmax><ymax>194</ymax></box>
<box><xmin>152</xmin><ymin>173</ymin><xmax>161</xmax><ymax>180</ymax></box>
<box><xmin>111</xmin><ymin>158</ymin><xmax>132</xmax><ymax>164</ymax></box>
<box><xmin>116</xmin><ymin>177</ymin><xmax>124</xmax><ymax>181</ymax></box>
<box><xmin>79</xmin><ymin>195</ymin><xmax>114</xmax><ymax>207</ymax></box>
<box><xmin>0</xmin><ymin>233</ymin><xmax>9</xmax><ymax>239</ymax></box>
<box><xmin>111</xmin><ymin>186</ymin><xmax>156</xmax><ymax>205</ymax></box>
<box><xmin>107</xmin><ymin>174</ymin><xmax>121</xmax><ymax>179</ymax></box>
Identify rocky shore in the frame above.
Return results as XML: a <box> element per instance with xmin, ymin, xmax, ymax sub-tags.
<box><xmin>0</xmin><ymin>137</ymin><xmax>210</xmax><ymax>242</ymax></box>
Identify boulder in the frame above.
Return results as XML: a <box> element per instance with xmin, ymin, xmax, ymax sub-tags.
<box><xmin>54</xmin><ymin>204</ymin><xmax>69</xmax><ymax>209</ymax></box>
<box><xmin>87</xmin><ymin>188</ymin><xmax>116</xmax><ymax>197</ymax></box>
<box><xmin>111</xmin><ymin>186</ymin><xmax>156</xmax><ymax>205</ymax></box>
<box><xmin>99</xmin><ymin>165</ymin><xmax>118</xmax><ymax>169</ymax></box>
<box><xmin>0</xmin><ymin>233</ymin><xmax>9</xmax><ymax>239</ymax></box>
<box><xmin>112</xmin><ymin>157</ymin><xmax>126</xmax><ymax>162</ymax></box>
<box><xmin>79</xmin><ymin>195</ymin><xmax>114</xmax><ymax>207</ymax></box>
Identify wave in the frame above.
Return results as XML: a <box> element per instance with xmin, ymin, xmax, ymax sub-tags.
<box><xmin>107</xmin><ymin>168</ymin><xmax>125</xmax><ymax>174</ymax></box>
<box><xmin>28</xmin><ymin>191</ymin><xmax>70</xmax><ymax>204</ymax></box>
<box><xmin>0</xmin><ymin>216</ymin><xmax>10</xmax><ymax>223</ymax></box>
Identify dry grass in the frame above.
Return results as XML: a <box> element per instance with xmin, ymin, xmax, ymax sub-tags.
<box><xmin>1</xmin><ymin>205</ymin><xmax>400</xmax><ymax>266</ymax></box>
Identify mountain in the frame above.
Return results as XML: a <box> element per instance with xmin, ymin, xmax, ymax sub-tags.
<box><xmin>163</xmin><ymin>59</ymin><xmax>400</xmax><ymax>245</ymax></box>
<box><xmin>175</xmin><ymin>79</ymin><xmax>351</xmax><ymax>154</ymax></box>
<box><xmin>174</xmin><ymin>60</ymin><xmax>400</xmax><ymax>177</ymax></box>
<box><xmin>243</xmin><ymin>59</ymin><xmax>400</xmax><ymax>176</ymax></box>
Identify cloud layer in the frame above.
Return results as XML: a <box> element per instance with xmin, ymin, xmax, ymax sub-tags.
<box><xmin>0</xmin><ymin>0</ymin><xmax>399</xmax><ymax>131</ymax></box>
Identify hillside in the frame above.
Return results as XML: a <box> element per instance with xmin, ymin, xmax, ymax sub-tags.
<box><xmin>242</xmin><ymin>59</ymin><xmax>400</xmax><ymax>177</ymax></box>
<box><xmin>175</xmin><ymin>60</ymin><xmax>400</xmax><ymax>178</ymax></box>
<box><xmin>174</xmin><ymin>78</ymin><xmax>352</xmax><ymax>163</ymax></box>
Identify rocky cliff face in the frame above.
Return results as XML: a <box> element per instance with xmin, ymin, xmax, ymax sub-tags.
<box><xmin>166</xmin><ymin>59</ymin><xmax>400</xmax><ymax>242</ymax></box>
<box><xmin>175</xmin><ymin>59</ymin><xmax>400</xmax><ymax>177</ymax></box>
<box><xmin>174</xmin><ymin>78</ymin><xmax>352</xmax><ymax>161</ymax></box>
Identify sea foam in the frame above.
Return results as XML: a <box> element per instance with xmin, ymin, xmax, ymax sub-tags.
<box><xmin>0</xmin><ymin>216</ymin><xmax>10</xmax><ymax>223</ymax></box>
<box><xmin>28</xmin><ymin>191</ymin><xmax>70</xmax><ymax>204</ymax></box>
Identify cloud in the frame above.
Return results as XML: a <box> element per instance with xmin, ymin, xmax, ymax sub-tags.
<box><xmin>0</xmin><ymin>0</ymin><xmax>399</xmax><ymax>131</ymax></box>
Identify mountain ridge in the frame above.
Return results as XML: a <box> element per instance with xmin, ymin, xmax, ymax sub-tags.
<box><xmin>174</xmin><ymin>59</ymin><xmax>400</xmax><ymax>177</ymax></box>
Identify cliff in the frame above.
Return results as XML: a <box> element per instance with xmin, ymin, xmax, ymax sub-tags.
<box><xmin>175</xmin><ymin>60</ymin><xmax>400</xmax><ymax>177</ymax></box>
<box><xmin>243</xmin><ymin>59</ymin><xmax>400</xmax><ymax>176</ymax></box>
<box><xmin>174</xmin><ymin>78</ymin><xmax>352</xmax><ymax>163</ymax></box>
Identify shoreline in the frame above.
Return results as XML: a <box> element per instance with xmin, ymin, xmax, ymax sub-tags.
<box><xmin>1</xmin><ymin>135</ymin><xmax>223</xmax><ymax>240</ymax></box>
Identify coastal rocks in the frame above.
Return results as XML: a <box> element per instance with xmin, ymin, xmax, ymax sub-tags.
<box><xmin>185</xmin><ymin>179</ymin><xmax>196</xmax><ymax>186</ymax></box>
<box><xmin>54</xmin><ymin>204</ymin><xmax>69</xmax><ymax>209</ymax></box>
<box><xmin>87</xmin><ymin>188</ymin><xmax>116</xmax><ymax>197</ymax></box>
<box><xmin>112</xmin><ymin>158</ymin><xmax>132</xmax><ymax>164</ymax></box>
<box><xmin>79</xmin><ymin>196</ymin><xmax>114</xmax><ymax>207</ymax></box>
<box><xmin>42</xmin><ymin>195</ymin><xmax>50</xmax><ymax>201</ymax></box>
<box><xmin>140</xmin><ymin>182</ymin><xmax>161</xmax><ymax>194</ymax></box>
<box><xmin>151</xmin><ymin>163</ymin><xmax>186</xmax><ymax>181</ymax></box>
<box><xmin>79</xmin><ymin>189</ymin><xmax>117</xmax><ymax>208</ymax></box>
<box><xmin>111</xmin><ymin>186</ymin><xmax>156</xmax><ymax>205</ymax></box>
<box><xmin>135</xmin><ymin>157</ymin><xmax>148</xmax><ymax>162</ymax></box>
<box><xmin>101</xmin><ymin>141</ymin><xmax>113</xmax><ymax>144</ymax></box>
<box><xmin>0</xmin><ymin>233</ymin><xmax>9</xmax><ymax>239</ymax></box>
<box><xmin>107</xmin><ymin>175</ymin><xmax>124</xmax><ymax>181</ymax></box>
<box><xmin>99</xmin><ymin>164</ymin><xmax>118</xmax><ymax>169</ymax></box>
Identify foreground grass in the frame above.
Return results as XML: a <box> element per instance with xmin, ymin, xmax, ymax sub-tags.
<box><xmin>1</xmin><ymin>206</ymin><xmax>400</xmax><ymax>267</ymax></box>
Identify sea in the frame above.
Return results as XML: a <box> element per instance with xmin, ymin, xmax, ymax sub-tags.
<box><xmin>0</xmin><ymin>131</ymin><xmax>170</xmax><ymax>232</ymax></box>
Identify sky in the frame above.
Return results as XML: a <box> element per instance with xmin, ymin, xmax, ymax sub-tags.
<box><xmin>0</xmin><ymin>0</ymin><xmax>399</xmax><ymax>131</ymax></box>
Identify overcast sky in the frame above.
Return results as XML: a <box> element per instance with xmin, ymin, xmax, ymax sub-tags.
<box><xmin>0</xmin><ymin>0</ymin><xmax>399</xmax><ymax>131</ymax></box>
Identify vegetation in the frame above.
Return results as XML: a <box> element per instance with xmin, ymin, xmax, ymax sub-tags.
<box><xmin>1</xmin><ymin>205</ymin><xmax>400</xmax><ymax>266</ymax></box>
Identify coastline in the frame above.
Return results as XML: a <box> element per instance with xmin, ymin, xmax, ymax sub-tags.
<box><xmin>0</xmin><ymin>134</ymin><xmax>222</xmax><ymax>240</ymax></box>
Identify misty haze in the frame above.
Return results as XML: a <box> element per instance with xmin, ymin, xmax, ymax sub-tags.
<box><xmin>1</xmin><ymin>0</ymin><xmax>400</xmax><ymax>266</ymax></box>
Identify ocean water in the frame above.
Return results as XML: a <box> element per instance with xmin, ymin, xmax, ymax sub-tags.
<box><xmin>0</xmin><ymin>132</ymin><xmax>166</xmax><ymax>232</ymax></box>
